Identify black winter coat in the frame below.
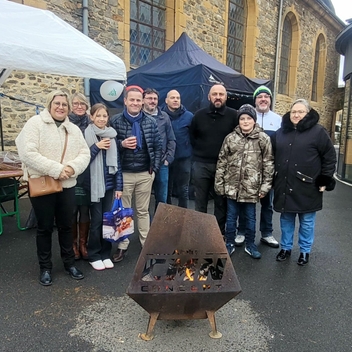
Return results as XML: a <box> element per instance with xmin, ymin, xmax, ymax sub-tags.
<box><xmin>271</xmin><ymin>108</ymin><xmax>336</xmax><ymax>213</ymax></box>
<box><xmin>110</xmin><ymin>112</ymin><xmax>162</xmax><ymax>173</ymax></box>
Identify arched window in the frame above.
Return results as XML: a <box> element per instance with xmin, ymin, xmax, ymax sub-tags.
<box><xmin>311</xmin><ymin>34</ymin><xmax>325</xmax><ymax>102</ymax></box>
<box><xmin>226</xmin><ymin>0</ymin><xmax>245</xmax><ymax>72</ymax></box>
<box><xmin>130</xmin><ymin>0</ymin><xmax>166</xmax><ymax>67</ymax></box>
<box><xmin>278</xmin><ymin>16</ymin><xmax>292</xmax><ymax>95</ymax></box>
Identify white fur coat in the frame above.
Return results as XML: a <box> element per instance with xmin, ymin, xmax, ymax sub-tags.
<box><xmin>15</xmin><ymin>109</ymin><xmax>90</xmax><ymax>188</ymax></box>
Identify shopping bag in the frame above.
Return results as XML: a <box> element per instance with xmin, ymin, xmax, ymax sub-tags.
<box><xmin>102</xmin><ymin>198</ymin><xmax>134</xmax><ymax>243</ymax></box>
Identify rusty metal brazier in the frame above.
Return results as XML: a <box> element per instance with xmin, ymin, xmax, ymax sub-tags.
<box><xmin>127</xmin><ymin>203</ymin><xmax>241</xmax><ymax>340</ymax></box>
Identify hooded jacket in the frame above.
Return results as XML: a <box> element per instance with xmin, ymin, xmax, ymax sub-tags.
<box><xmin>271</xmin><ymin>108</ymin><xmax>336</xmax><ymax>213</ymax></box>
<box><xmin>215</xmin><ymin>124</ymin><xmax>274</xmax><ymax>203</ymax></box>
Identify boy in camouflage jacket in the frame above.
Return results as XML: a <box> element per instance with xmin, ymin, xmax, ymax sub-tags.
<box><xmin>215</xmin><ymin>104</ymin><xmax>274</xmax><ymax>259</ymax></box>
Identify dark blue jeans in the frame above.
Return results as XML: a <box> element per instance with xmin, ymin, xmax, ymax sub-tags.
<box><xmin>88</xmin><ymin>189</ymin><xmax>113</xmax><ymax>262</ymax></box>
<box><xmin>226</xmin><ymin>198</ymin><xmax>256</xmax><ymax>247</ymax></box>
<box><xmin>238</xmin><ymin>189</ymin><xmax>273</xmax><ymax>238</ymax></box>
<box><xmin>154</xmin><ymin>163</ymin><xmax>169</xmax><ymax>209</ymax></box>
<box><xmin>167</xmin><ymin>157</ymin><xmax>191</xmax><ymax>208</ymax></box>
<box><xmin>30</xmin><ymin>187</ymin><xmax>75</xmax><ymax>271</ymax></box>
<box><xmin>191</xmin><ymin>161</ymin><xmax>227</xmax><ymax>234</ymax></box>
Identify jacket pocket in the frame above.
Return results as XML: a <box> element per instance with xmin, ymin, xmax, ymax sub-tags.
<box><xmin>296</xmin><ymin>171</ymin><xmax>313</xmax><ymax>183</ymax></box>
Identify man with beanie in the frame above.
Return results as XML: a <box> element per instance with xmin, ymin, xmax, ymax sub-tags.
<box><xmin>190</xmin><ymin>83</ymin><xmax>238</xmax><ymax>235</ymax></box>
<box><xmin>215</xmin><ymin>104</ymin><xmax>274</xmax><ymax>258</ymax></box>
<box><xmin>162</xmin><ymin>89</ymin><xmax>193</xmax><ymax>208</ymax></box>
<box><xmin>110</xmin><ymin>86</ymin><xmax>162</xmax><ymax>262</ymax></box>
<box><xmin>236</xmin><ymin>86</ymin><xmax>281</xmax><ymax>248</ymax></box>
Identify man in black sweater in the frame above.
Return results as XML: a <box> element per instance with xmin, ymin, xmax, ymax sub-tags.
<box><xmin>190</xmin><ymin>84</ymin><xmax>238</xmax><ymax>235</ymax></box>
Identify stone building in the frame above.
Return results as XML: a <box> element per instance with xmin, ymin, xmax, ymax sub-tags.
<box><xmin>0</xmin><ymin>0</ymin><xmax>346</xmax><ymax>149</ymax></box>
<box><xmin>336</xmin><ymin>20</ymin><xmax>352</xmax><ymax>183</ymax></box>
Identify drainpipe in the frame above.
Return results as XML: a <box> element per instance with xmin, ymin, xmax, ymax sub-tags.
<box><xmin>82</xmin><ymin>0</ymin><xmax>89</xmax><ymax>97</ymax></box>
<box><xmin>272</xmin><ymin>0</ymin><xmax>284</xmax><ymax>111</ymax></box>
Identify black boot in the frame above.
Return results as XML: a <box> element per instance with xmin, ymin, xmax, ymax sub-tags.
<box><xmin>297</xmin><ymin>252</ymin><xmax>309</xmax><ymax>266</ymax></box>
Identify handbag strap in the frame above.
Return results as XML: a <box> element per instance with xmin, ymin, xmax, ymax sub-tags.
<box><xmin>60</xmin><ymin>130</ymin><xmax>68</xmax><ymax>163</ymax></box>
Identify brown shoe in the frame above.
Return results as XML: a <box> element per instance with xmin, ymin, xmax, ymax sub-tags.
<box><xmin>112</xmin><ymin>249</ymin><xmax>127</xmax><ymax>263</ymax></box>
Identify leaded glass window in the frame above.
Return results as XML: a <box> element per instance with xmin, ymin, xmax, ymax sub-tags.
<box><xmin>226</xmin><ymin>0</ymin><xmax>245</xmax><ymax>72</ymax></box>
<box><xmin>278</xmin><ymin>16</ymin><xmax>292</xmax><ymax>95</ymax></box>
<box><xmin>130</xmin><ymin>0</ymin><xmax>166</xmax><ymax>67</ymax></box>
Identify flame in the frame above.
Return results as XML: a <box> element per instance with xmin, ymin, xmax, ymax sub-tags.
<box><xmin>198</xmin><ymin>275</ymin><xmax>207</xmax><ymax>281</ymax></box>
<box><xmin>185</xmin><ymin>268</ymin><xmax>194</xmax><ymax>281</ymax></box>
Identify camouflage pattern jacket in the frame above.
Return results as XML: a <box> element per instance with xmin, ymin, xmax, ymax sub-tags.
<box><xmin>214</xmin><ymin>124</ymin><xmax>274</xmax><ymax>203</ymax></box>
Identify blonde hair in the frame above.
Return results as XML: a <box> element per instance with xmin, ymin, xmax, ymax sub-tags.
<box><xmin>45</xmin><ymin>90</ymin><xmax>71</xmax><ymax>111</ymax></box>
<box><xmin>70</xmin><ymin>92</ymin><xmax>89</xmax><ymax>111</ymax></box>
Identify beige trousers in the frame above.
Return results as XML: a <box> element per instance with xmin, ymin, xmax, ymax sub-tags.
<box><xmin>118</xmin><ymin>171</ymin><xmax>155</xmax><ymax>250</ymax></box>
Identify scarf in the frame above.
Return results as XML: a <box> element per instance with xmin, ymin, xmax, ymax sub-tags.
<box><xmin>68</xmin><ymin>113</ymin><xmax>89</xmax><ymax>134</ymax></box>
<box><xmin>123</xmin><ymin>108</ymin><xmax>143</xmax><ymax>153</ymax></box>
<box><xmin>84</xmin><ymin>123</ymin><xmax>118</xmax><ymax>203</ymax></box>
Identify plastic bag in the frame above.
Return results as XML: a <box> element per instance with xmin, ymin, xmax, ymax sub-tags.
<box><xmin>102</xmin><ymin>198</ymin><xmax>134</xmax><ymax>243</ymax></box>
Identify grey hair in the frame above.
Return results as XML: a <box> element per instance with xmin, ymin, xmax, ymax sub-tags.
<box><xmin>291</xmin><ymin>98</ymin><xmax>310</xmax><ymax>112</ymax></box>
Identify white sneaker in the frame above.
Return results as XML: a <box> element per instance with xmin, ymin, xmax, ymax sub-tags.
<box><xmin>234</xmin><ymin>235</ymin><xmax>245</xmax><ymax>246</ymax></box>
<box><xmin>260</xmin><ymin>235</ymin><xmax>279</xmax><ymax>248</ymax></box>
<box><xmin>89</xmin><ymin>260</ymin><xmax>105</xmax><ymax>271</ymax></box>
<box><xmin>103</xmin><ymin>259</ymin><xmax>114</xmax><ymax>269</ymax></box>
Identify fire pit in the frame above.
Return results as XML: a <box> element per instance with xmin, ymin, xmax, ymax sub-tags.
<box><xmin>127</xmin><ymin>204</ymin><xmax>241</xmax><ymax>340</ymax></box>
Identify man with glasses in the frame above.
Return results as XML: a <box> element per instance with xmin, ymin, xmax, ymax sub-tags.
<box><xmin>143</xmin><ymin>88</ymin><xmax>176</xmax><ymax>210</ymax></box>
<box><xmin>236</xmin><ymin>86</ymin><xmax>281</xmax><ymax>248</ymax></box>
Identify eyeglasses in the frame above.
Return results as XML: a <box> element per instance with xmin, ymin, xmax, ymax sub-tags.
<box><xmin>290</xmin><ymin>110</ymin><xmax>307</xmax><ymax>116</ymax></box>
<box><xmin>72</xmin><ymin>102</ymin><xmax>86</xmax><ymax>107</ymax></box>
<box><xmin>256</xmin><ymin>94</ymin><xmax>270</xmax><ymax>99</ymax></box>
<box><xmin>52</xmin><ymin>102</ymin><xmax>68</xmax><ymax>108</ymax></box>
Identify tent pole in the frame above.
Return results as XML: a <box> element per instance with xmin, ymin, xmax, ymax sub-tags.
<box><xmin>82</xmin><ymin>0</ymin><xmax>90</xmax><ymax>97</ymax></box>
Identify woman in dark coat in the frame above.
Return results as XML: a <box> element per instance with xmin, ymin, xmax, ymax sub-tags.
<box><xmin>271</xmin><ymin>99</ymin><xmax>336</xmax><ymax>265</ymax></box>
<box><xmin>69</xmin><ymin>93</ymin><xmax>90</xmax><ymax>260</ymax></box>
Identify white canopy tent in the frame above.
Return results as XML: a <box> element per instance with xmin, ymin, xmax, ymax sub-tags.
<box><xmin>0</xmin><ymin>0</ymin><xmax>126</xmax><ymax>86</ymax></box>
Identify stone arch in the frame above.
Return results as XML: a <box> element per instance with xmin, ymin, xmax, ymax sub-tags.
<box><xmin>311</xmin><ymin>32</ymin><xmax>327</xmax><ymax>104</ymax></box>
<box><xmin>277</xmin><ymin>8</ymin><xmax>300</xmax><ymax>99</ymax></box>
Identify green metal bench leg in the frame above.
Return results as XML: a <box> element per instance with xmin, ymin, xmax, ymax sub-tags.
<box><xmin>0</xmin><ymin>180</ymin><xmax>27</xmax><ymax>235</ymax></box>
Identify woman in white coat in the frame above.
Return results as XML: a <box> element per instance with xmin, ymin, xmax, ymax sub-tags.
<box><xmin>16</xmin><ymin>90</ymin><xmax>90</xmax><ymax>286</ymax></box>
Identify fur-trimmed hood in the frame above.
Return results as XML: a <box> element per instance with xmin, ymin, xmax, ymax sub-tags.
<box><xmin>281</xmin><ymin>108</ymin><xmax>320</xmax><ymax>133</ymax></box>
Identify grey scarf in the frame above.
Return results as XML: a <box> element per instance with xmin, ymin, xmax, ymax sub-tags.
<box><xmin>84</xmin><ymin>123</ymin><xmax>118</xmax><ymax>202</ymax></box>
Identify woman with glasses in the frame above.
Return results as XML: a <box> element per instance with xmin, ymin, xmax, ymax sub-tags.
<box><xmin>69</xmin><ymin>93</ymin><xmax>91</xmax><ymax>261</ymax></box>
<box><xmin>16</xmin><ymin>90</ymin><xmax>90</xmax><ymax>286</ymax></box>
<box><xmin>271</xmin><ymin>99</ymin><xmax>336</xmax><ymax>265</ymax></box>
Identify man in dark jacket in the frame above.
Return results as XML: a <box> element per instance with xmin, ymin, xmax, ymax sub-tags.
<box><xmin>143</xmin><ymin>88</ymin><xmax>176</xmax><ymax>209</ymax></box>
<box><xmin>162</xmin><ymin>89</ymin><xmax>193</xmax><ymax>208</ymax></box>
<box><xmin>190</xmin><ymin>83</ymin><xmax>238</xmax><ymax>235</ymax></box>
<box><xmin>110</xmin><ymin>86</ymin><xmax>162</xmax><ymax>262</ymax></box>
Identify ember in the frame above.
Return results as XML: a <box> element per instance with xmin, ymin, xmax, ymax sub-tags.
<box><xmin>127</xmin><ymin>204</ymin><xmax>241</xmax><ymax>340</ymax></box>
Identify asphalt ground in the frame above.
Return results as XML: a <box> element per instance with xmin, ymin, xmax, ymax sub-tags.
<box><xmin>0</xmin><ymin>180</ymin><xmax>351</xmax><ymax>352</ymax></box>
